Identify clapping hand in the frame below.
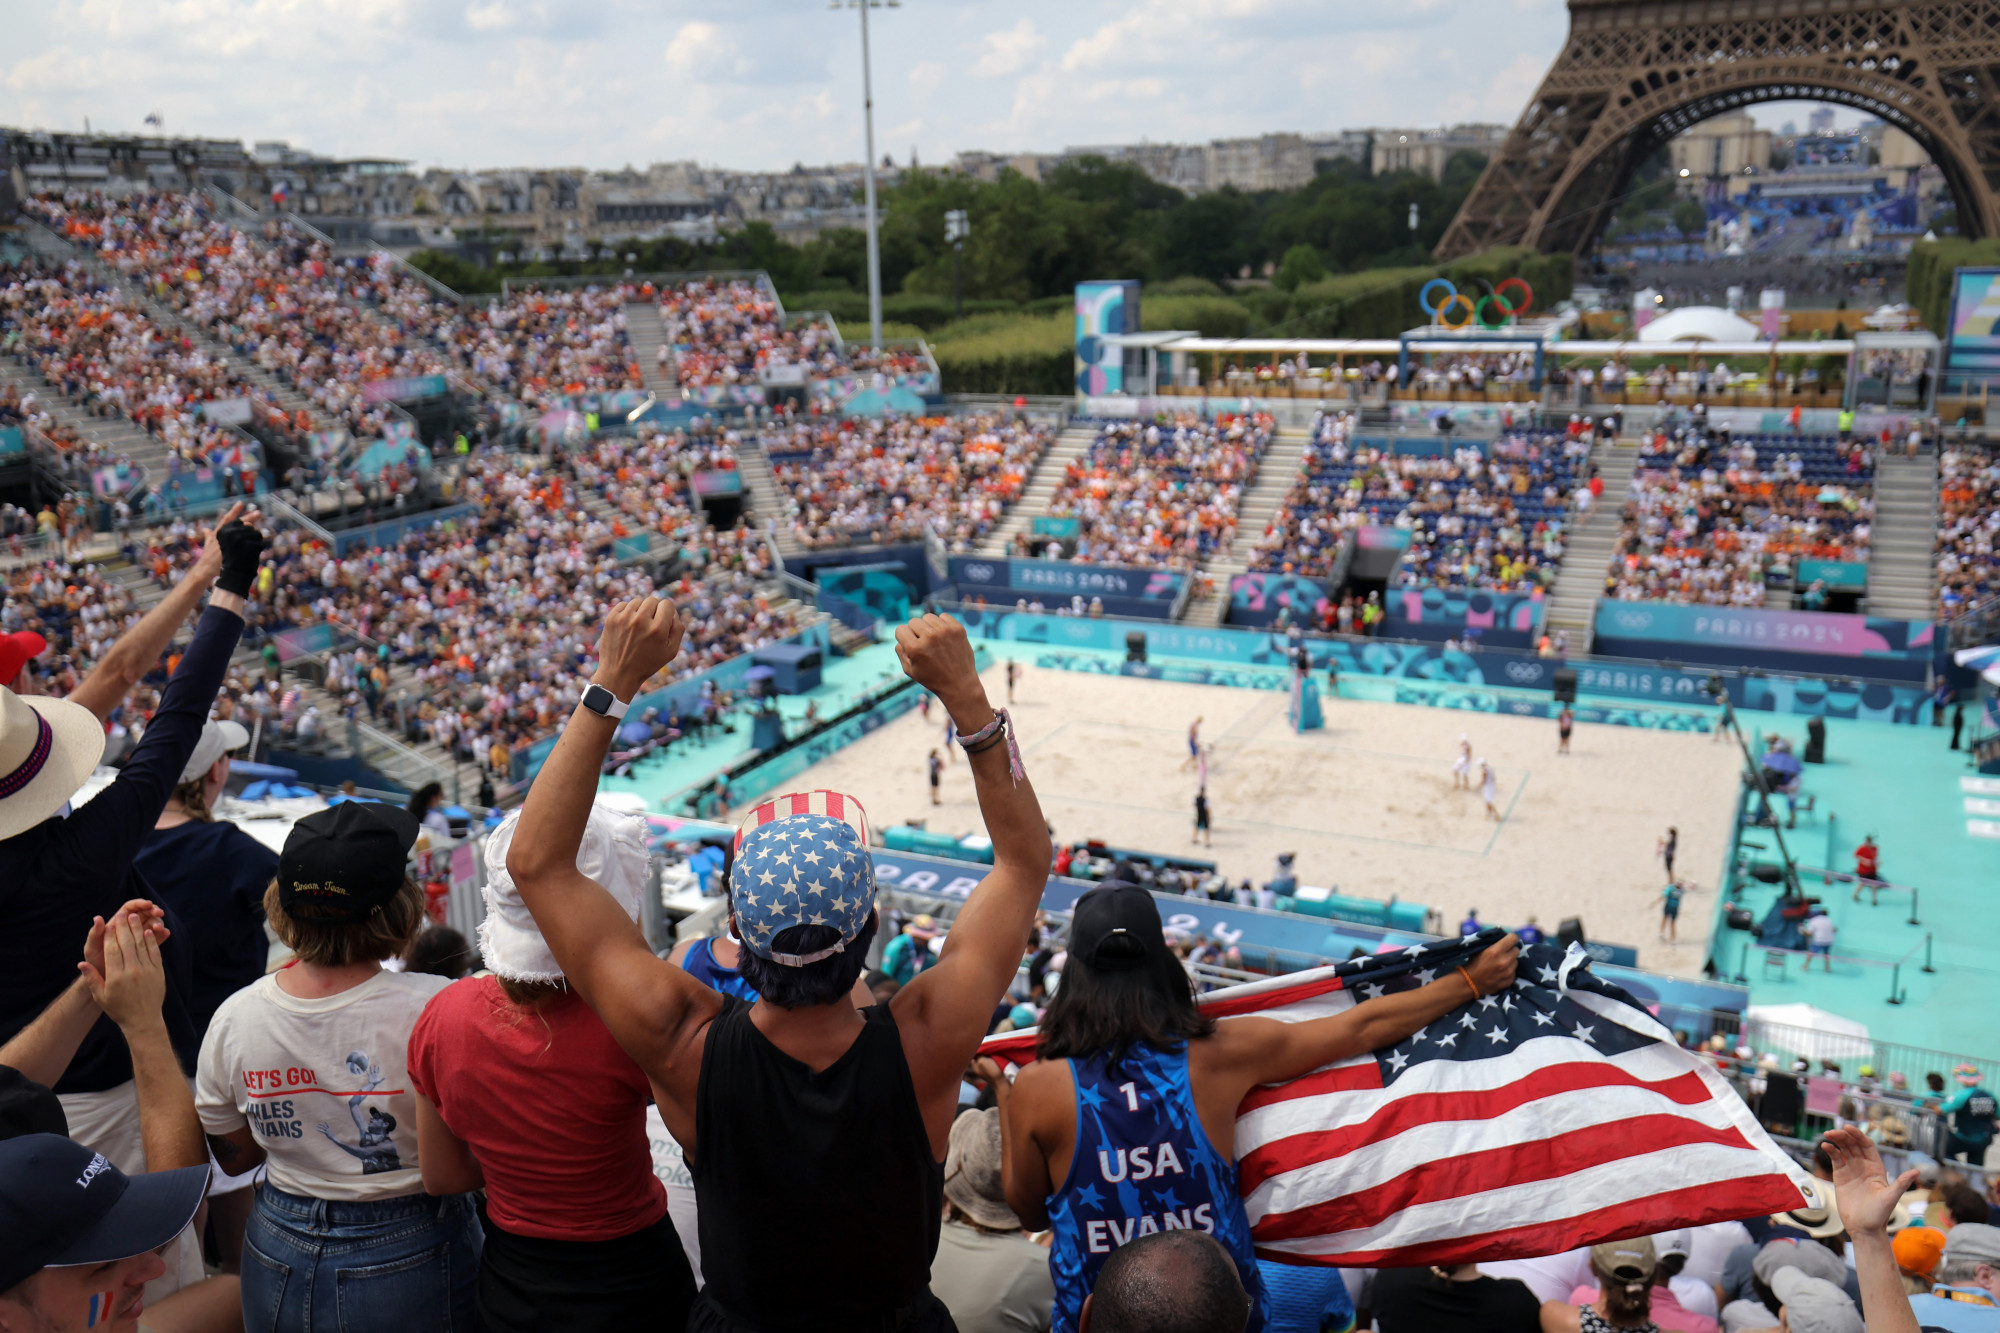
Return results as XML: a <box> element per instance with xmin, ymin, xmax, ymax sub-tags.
<box><xmin>80</xmin><ymin>900</ymin><xmax>170</xmax><ymax>987</ymax></box>
<box><xmin>79</xmin><ymin>912</ymin><xmax>169</xmax><ymax>1034</ymax></box>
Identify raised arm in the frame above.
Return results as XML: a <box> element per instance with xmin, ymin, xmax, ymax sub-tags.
<box><xmin>891</xmin><ymin>616</ymin><xmax>1052</xmax><ymax>1130</ymax></box>
<box><xmin>68</xmin><ymin>503</ymin><xmax>250</xmax><ymax>722</ymax></box>
<box><xmin>1207</xmin><ymin>934</ymin><xmax>1521</xmax><ymax>1097</ymax></box>
<box><xmin>507</xmin><ymin>598</ymin><xmax>721</xmax><ymax>1080</ymax></box>
<box><xmin>1824</xmin><ymin>1127</ymin><xmax>1921</xmax><ymax>1333</ymax></box>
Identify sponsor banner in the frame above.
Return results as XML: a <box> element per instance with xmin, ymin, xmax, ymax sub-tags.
<box><xmin>953</xmin><ymin>609</ymin><xmax>1935</xmax><ymax>724</ymax></box>
<box><xmin>271</xmin><ymin>623</ymin><xmax>337</xmax><ymax>664</ymax></box>
<box><xmin>1075</xmin><ymin>280</ymin><xmax>1140</xmax><ymax>396</ymax></box>
<box><xmin>0</xmin><ymin>427</ymin><xmax>21</xmax><ymax>456</ymax></box>
<box><xmin>948</xmin><ymin>556</ymin><xmax>1184</xmax><ymax>604</ymax></box>
<box><xmin>361</xmin><ymin>374</ymin><xmax>448</xmax><ymax>404</ymax></box>
<box><xmin>1593</xmin><ymin>601</ymin><xmax>1933</xmax><ymax>661</ymax></box>
<box><xmin>1031</xmin><ymin>516</ymin><xmax>1082</xmax><ymax>539</ymax></box>
<box><xmin>867</xmin><ymin>848</ymin><xmax>1735</xmax><ymax>1018</ymax></box>
<box><xmin>200</xmin><ymin>396</ymin><xmax>253</xmax><ymax>424</ymax></box>
<box><xmin>1227</xmin><ymin>573</ymin><xmax>1329</xmax><ymax>629</ymax></box>
<box><xmin>685</xmin><ymin>385</ymin><xmax>769</xmax><ymax>409</ymax></box>
<box><xmin>1386</xmin><ymin>587</ymin><xmax>1544</xmax><ymax>634</ymax></box>
<box><xmin>1354</xmin><ymin>525</ymin><xmax>1414</xmax><ymax>551</ymax></box>
<box><xmin>1796</xmin><ymin>559</ymin><xmax>1868</xmax><ymax>592</ymax></box>
<box><xmin>690</xmin><ymin>469</ymin><xmax>742</xmax><ymax>498</ymax></box>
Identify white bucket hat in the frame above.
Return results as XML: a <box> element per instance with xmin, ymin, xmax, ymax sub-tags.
<box><xmin>479</xmin><ymin>800</ymin><xmax>651</xmax><ymax>982</ymax></box>
<box><xmin>0</xmin><ymin>687</ymin><xmax>105</xmax><ymax>841</ymax></box>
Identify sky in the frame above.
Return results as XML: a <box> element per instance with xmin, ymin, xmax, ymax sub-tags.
<box><xmin>0</xmin><ymin>0</ymin><xmax>1575</xmax><ymax>173</ymax></box>
<box><xmin>0</xmin><ymin>2</ymin><xmax>1873</xmax><ymax>176</ymax></box>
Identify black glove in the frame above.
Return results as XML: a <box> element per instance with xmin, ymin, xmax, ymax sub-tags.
<box><xmin>212</xmin><ymin>519</ymin><xmax>268</xmax><ymax>597</ymax></box>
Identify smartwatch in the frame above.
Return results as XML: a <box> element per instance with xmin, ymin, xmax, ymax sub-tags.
<box><xmin>578</xmin><ymin>683</ymin><xmax>631</xmax><ymax>721</ymax></box>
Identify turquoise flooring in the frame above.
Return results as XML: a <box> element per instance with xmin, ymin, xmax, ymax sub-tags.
<box><xmin>597</xmin><ymin>643</ymin><xmax>911</xmax><ymax>807</ymax></box>
<box><xmin>1707</xmin><ymin>714</ymin><xmax>2000</xmax><ymax>1062</ymax></box>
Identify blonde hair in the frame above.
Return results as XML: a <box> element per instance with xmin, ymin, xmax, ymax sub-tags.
<box><xmin>170</xmin><ymin>774</ymin><xmax>215</xmax><ymax>823</ymax></box>
<box><xmin>264</xmin><ymin>878</ymin><xmax>423</xmax><ymax>967</ymax></box>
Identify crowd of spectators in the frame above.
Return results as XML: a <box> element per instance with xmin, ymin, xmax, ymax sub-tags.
<box><xmin>1252</xmin><ymin>410</ymin><xmax>1586</xmax><ymax>592</ymax></box>
<box><xmin>1044</xmin><ymin>412</ymin><xmax>1273</xmax><ymax>569</ymax></box>
<box><xmin>765</xmin><ymin>412</ymin><xmax>1052</xmax><ymax>550</ymax></box>
<box><xmin>1</xmin><ymin>259</ymin><xmax>280</xmax><ymax>475</ymax></box>
<box><xmin>660</xmin><ymin>277</ymin><xmax>930</xmax><ymax>388</ymax></box>
<box><xmin>1934</xmin><ymin>442</ymin><xmax>2000</xmax><ymax>616</ymax></box>
<box><xmin>1608</xmin><ymin>427</ymin><xmax>1874</xmax><ymax>607</ymax></box>
<box><xmin>24</xmin><ymin>192</ymin><xmax>644</xmax><ymax>430</ymax></box>
<box><xmin>3</xmin><ymin>435</ymin><xmax>807</xmax><ymax>777</ymax></box>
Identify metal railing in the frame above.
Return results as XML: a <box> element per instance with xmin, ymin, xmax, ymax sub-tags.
<box><xmin>1724</xmin><ymin>932</ymin><xmax>1935</xmax><ymax>1005</ymax></box>
<box><xmin>261</xmin><ymin>494</ymin><xmax>337</xmax><ymax>547</ymax></box>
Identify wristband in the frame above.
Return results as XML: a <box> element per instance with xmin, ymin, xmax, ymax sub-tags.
<box><xmin>956</xmin><ymin>708</ymin><xmax>1025</xmax><ymax>784</ymax></box>
<box><xmin>1458</xmin><ymin>966</ymin><xmax>1481</xmax><ymax>1001</ymax></box>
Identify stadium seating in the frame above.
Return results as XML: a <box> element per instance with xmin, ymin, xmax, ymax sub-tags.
<box><xmin>1045</xmin><ymin>413</ymin><xmax>1273</xmax><ymax>569</ymax></box>
<box><xmin>763</xmin><ymin>412</ymin><xmax>1052</xmax><ymax>550</ymax></box>
<box><xmin>1935</xmin><ymin>441</ymin><xmax>2000</xmax><ymax>615</ymax></box>
<box><xmin>1607</xmin><ymin>429</ymin><xmax>1874</xmax><ymax>606</ymax></box>
<box><xmin>1252</xmin><ymin>413</ymin><xmax>1584</xmax><ymax>592</ymax></box>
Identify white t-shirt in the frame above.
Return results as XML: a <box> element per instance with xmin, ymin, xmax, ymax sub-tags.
<box><xmin>1806</xmin><ymin>914</ymin><xmax>1838</xmax><ymax>947</ymax></box>
<box><xmin>196</xmin><ymin>969</ymin><xmax>452</xmax><ymax>1201</ymax></box>
<box><xmin>1681</xmin><ymin>1219</ymin><xmax>1753</xmax><ymax>1290</ymax></box>
<box><xmin>1482</xmin><ymin>1248</ymin><xmax>1594</xmax><ymax>1305</ymax></box>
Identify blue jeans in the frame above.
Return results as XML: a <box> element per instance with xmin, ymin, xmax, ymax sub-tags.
<box><xmin>243</xmin><ymin>1183</ymin><xmax>482</xmax><ymax>1333</ymax></box>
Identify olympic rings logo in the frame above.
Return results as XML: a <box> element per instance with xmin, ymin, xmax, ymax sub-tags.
<box><xmin>1418</xmin><ymin>276</ymin><xmax>1535</xmax><ymax>331</ymax></box>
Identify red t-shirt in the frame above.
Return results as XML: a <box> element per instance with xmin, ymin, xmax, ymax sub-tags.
<box><xmin>1856</xmin><ymin>845</ymin><xmax>1879</xmax><ymax>879</ymax></box>
<box><xmin>408</xmin><ymin>977</ymin><xmax>666</xmax><ymax>1240</ymax></box>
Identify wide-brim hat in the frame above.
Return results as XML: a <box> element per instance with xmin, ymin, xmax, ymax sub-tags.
<box><xmin>0</xmin><ymin>688</ymin><xmax>104</xmax><ymax>842</ymax></box>
<box><xmin>480</xmin><ymin>801</ymin><xmax>650</xmax><ymax>982</ymax></box>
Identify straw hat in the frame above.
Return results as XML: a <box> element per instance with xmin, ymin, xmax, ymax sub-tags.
<box><xmin>0</xmin><ymin>687</ymin><xmax>104</xmax><ymax>841</ymax></box>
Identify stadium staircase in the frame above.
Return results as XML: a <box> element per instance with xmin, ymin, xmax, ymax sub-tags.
<box><xmin>1863</xmin><ymin>453</ymin><xmax>1939</xmax><ymax>621</ymax></box>
<box><xmin>732</xmin><ymin>434</ymin><xmax>804</xmax><ymax>563</ymax></box>
<box><xmin>1542</xmin><ymin>439</ymin><xmax>1638</xmax><ymax>653</ymax></box>
<box><xmin>1181</xmin><ymin>426</ymin><xmax>1310</xmax><ymax>628</ymax></box>
<box><xmin>973</xmin><ymin>423</ymin><xmax>1097</xmax><ymax>559</ymax></box>
<box><xmin>25</xmin><ymin>223</ymin><xmax>321</xmax><ymax>431</ymax></box>
<box><xmin>0</xmin><ymin>355</ymin><xmax>171</xmax><ymax>487</ymax></box>
<box><xmin>625</xmin><ymin>302</ymin><xmax>677</xmax><ymax>398</ymax></box>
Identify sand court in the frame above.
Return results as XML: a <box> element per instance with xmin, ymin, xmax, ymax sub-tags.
<box><xmin>780</xmin><ymin>660</ymin><xmax>1745</xmax><ymax>976</ymax></box>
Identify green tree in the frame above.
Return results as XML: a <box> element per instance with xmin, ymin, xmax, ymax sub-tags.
<box><xmin>1672</xmin><ymin>197</ymin><xmax>1708</xmax><ymax>239</ymax></box>
<box><xmin>1274</xmin><ymin>244</ymin><xmax>1328</xmax><ymax>291</ymax></box>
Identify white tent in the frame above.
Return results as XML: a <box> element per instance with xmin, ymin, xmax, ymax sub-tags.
<box><xmin>1638</xmin><ymin>306</ymin><xmax>1764</xmax><ymax>344</ymax></box>
<box><xmin>1745</xmin><ymin>1003</ymin><xmax>1873</xmax><ymax>1064</ymax></box>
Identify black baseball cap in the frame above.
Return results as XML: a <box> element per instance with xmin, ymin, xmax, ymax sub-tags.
<box><xmin>0</xmin><ymin>1134</ymin><xmax>208</xmax><ymax>1291</ymax></box>
<box><xmin>1069</xmin><ymin>885</ymin><xmax>1171</xmax><ymax>970</ymax></box>
<box><xmin>278</xmin><ymin>801</ymin><xmax>421</xmax><ymax>923</ymax></box>
<box><xmin>0</xmin><ymin>1066</ymin><xmax>68</xmax><ymax>1142</ymax></box>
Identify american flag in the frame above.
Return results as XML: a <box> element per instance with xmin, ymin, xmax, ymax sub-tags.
<box><xmin>982</xmin><ymin>928</ymin><xmax>1814</xmax><ymax>1267</ymax></box>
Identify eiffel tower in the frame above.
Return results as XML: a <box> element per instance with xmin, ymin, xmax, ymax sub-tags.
<box><xmin>1437</xmin><ymin>0</ymin><xmax>2000</xmax><ymax>259</ymax></box>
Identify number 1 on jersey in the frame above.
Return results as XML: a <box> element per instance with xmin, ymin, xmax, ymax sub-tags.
<box><xmin>1118</xmin><ymin>1081</ymin><xmax>1140</xmax><ymax>1112</ymax></box>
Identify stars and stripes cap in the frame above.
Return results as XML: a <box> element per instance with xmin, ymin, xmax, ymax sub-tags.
<box><xmin>730</xmin><ymin>791</ymin><xmax>875</xmax><ymax>966</ymax></box>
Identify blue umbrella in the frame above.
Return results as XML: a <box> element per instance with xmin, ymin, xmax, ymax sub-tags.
<box><xmin>1760</xmin><ymin>750</ymin><xmax>1803</xmax><ymax>778</ymax></box>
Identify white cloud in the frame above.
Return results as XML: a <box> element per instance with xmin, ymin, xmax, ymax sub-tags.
<box><xmin>0</xmin><ymin>0</ymin><xmax>1581</xmax><ymax>171</ymax></box>
<box><xmin>970</xmin><ymin>19</ymin><xmax>1048</xmax><ymax>80</ymax></box>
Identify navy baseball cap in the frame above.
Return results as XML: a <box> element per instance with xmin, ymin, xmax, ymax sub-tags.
<box><xmin>0</xmin><ymin>1134</ymin><xmax>208</xmax><ymax>1291</ymax></box>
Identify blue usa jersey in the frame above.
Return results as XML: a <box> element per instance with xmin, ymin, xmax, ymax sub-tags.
<box><xmin>1047</xmin><ymin>1043</ymin><xmax>1265</xmax><ymax>1333</ymax></box>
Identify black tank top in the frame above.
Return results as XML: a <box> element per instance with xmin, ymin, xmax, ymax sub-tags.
<box><xmin>693</xmin><ymin>997</ymin><xmax>948</xmax><ymax>1332</ymax></box>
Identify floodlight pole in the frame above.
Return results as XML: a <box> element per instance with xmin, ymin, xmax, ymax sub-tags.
<box><xmin>859</xmin><ymin>0</ymin><xmax>883</xmax><ymax>350</ymax></box>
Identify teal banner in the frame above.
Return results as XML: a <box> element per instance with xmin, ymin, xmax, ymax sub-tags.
<box><xmin>1031</xmin><ymin>516</ymin><xmax>1081</xmax><ymax>539</ymax></box>
<box><xmin>1795</xmin><ymin>560</ymin><xmax>1868</xmax><ymax>592</ymax></box>
<box><xmin>0</xmin><ymin>427</ymin><xmax>22</xmax><ymax>456</ymax></box>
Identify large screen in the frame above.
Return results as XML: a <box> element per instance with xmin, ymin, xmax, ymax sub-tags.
<box><xmin>1946</xmin><ymin>267</ymin><xmax>2000</xmax><ymax>374</ymax></box>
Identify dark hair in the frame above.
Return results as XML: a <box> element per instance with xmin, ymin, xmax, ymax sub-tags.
<box><xmin>1089</xmin><ymin>1230</ymin><xmax>1249</xmax><ymax>1333</ymax></box>
<box><xmin>1592</xmin><ymin>1252</ymin><xmax>1653</xmax><ymax>1324</ymax></box>
<box><xmin>1928</xmin><ymin>1071</ymin><xmax>1947</xmax><ymax>1092</ymax></box>
<box><xmin>408</xmin><ymin>782</ymin><xmax>444</xmax><ymax>817</ymax></box>
<box><xmin>404</xmin><ymin>925</ymin><xmax>475</xmax><ymax>980</ymax></box>
<box><xmin>1036</xmin><ymin>937</ymin><xmax>1215</xmax><ymax>1074</ymax></box>
<box><xmin>1944</xmin><ymin>1182</ymin><xmax>1991</xmax><ymax>1227</ymax></box>
<box><xmin>735</xmin><ymin>914</ymin><xmax>878</xmax><ymax>1009</ymax></box>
